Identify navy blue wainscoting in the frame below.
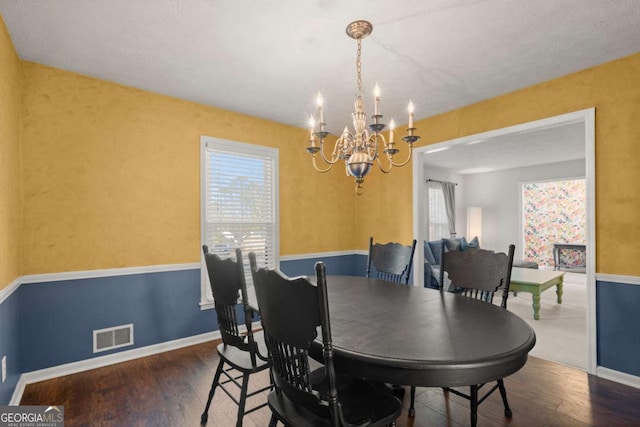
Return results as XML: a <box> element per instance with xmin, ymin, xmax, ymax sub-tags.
<box><xmin>281</xmin><ymin>253</ymin><xmax>366</xmax><ymax>278</ymax></box>
<box><xmin>0</xmin><ymin>289</ymin><xmax>21</xmax><ymax>404</ymax></box>
<box><xmin>281</xmin><ymin>253</ymin><xmax>415</xmax><ymax>285</ymax></box>
<box><xmin>596</xmin><ymin>280</ymin><xmax>640</xmax><ymax>377</ymax></box>
<box><xmin>19</xmin><ymin>269</ymin><xmax>212</xmax><ymax>373</ymax></box>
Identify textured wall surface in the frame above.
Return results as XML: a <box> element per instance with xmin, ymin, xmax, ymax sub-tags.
<box><xmin>0</xmin><ymin>16</ymin><xmax>21</xmax><ymax>290</ymax></box>
<box><xmin>12</xmin><ymin>49</ymin><xmax>640</xmax><ymax>277</ymax></box>
<box><xmin>19</xmin><ymin>62</ymin><xmax>355</xmax><ymax>274</ymax></box>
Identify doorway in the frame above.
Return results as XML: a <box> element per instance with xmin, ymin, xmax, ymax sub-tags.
<box><xmin>411</xmin><ymin>108</ymin><xmax>596</xmax><ymax>374</ymax></box>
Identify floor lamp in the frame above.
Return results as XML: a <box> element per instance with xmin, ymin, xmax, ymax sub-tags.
<box><xmin>467</xmin><ymin>207</ymin><xmax>483</xmax><ymax>245</ymax></box>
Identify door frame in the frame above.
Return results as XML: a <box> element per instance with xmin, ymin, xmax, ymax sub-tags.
<box><xmin>412</xmin><ymin>108</ymin><xmax>596</xmax><ymax>374</ymax></box>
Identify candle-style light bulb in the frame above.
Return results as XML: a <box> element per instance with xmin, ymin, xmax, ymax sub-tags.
<box><xmin>308</xmin><ymin>116</ymin><xmax>316</xmax><ymax>146</ymax></box>
<box><xmin>316</xmin><ymin>92</ymin><xmax>324</xmax><ymax>129</ymax></box>
<box><xmin>389</xmin><ymin>119</ymin><xmax>395</xmax><ymax>143</ymax></box>
<box><xmin>408</xmin><ymin>100</ymin><xmax>415</xmax><ymax>129</ymax></box>
<box><xmin>373</xmin><ymin>83</ymin><xmax>381</xmax><ymax>116</ymax></box>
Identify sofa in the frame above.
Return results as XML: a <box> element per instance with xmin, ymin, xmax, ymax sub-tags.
<box><xmin>424</xmin><ymin>237</ymin><xmax>538</xmax><ymax>289</ymax></box>
<box><xmin>423</xmin><ymin>236</ymin><xmax>479</xmax><ymax>289</ymax></box>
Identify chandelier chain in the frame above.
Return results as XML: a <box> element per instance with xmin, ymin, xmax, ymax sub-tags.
<box><xmin>356</xmin><ymin>37</ymin><xmax>362</xmax><ymax>96</ymax></box>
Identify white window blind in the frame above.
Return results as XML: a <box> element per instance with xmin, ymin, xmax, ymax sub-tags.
<box><xmin>200</xmin><ymin>137</ymin><xmax>279</xmax><ymax>307</ymax></box>
<box><xmin>427</xmin><ymin>182</ymin><xmax>448</xmax><ymax>241</ymax></box>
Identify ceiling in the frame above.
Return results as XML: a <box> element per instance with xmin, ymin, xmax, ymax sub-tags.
<box><xmin>1</xmin><ymin>1</ymin><xmax>638</xmax><ymax>170</ymax></box>
<box><xmin>421</xmin><ymin>121</ymin><xmax>586</xmax><ymax>174</ymax></box>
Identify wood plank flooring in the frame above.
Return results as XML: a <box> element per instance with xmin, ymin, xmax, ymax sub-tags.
<box><xmin>20</xmin><ymin>339</ymin><xmax>640</xmax><ymax>426</ymax></box>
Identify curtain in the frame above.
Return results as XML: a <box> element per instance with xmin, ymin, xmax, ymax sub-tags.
<box><xmin>442</xmin><ymin>181</ymin><xmax>456</xmax><ymax>237</ymax></box>
<box><xmin>425</xmin><ymin>180</ymin><xmax>456</xmax><ymax>240</ymax></box>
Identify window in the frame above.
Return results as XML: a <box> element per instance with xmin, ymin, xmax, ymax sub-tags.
<box><xmin>200</xmin><ymin>136</ymin><xmax>279</xmax><ymax>308</ymax></box>
<box><xmin>427</xmin><ymin>181</ymin><xmax>448</xmax><ymax>240</ymax></box>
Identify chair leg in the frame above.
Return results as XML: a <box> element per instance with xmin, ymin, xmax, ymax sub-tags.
<box><xmin>409</xmin><ymin>386</ymin><xmax>416</xmax><ymax>417</ymax></box>
<box><xmin>268</xmin><ymin>413</ymin><xmax>278</xmax><ymax>427</ymax></box>
<box><xmin>497</xmin><ymin>379</ymin><xmax>512</xmax><ymax>417</ymax></box>
<box><xmin>201</xmin><ymin>360</ymin><xmax>225</xmax><ymax>424</ymax></box>
<box><xmin>470</xmin><ymin>385</ymin><xmax>478</xmax><ymax>427</ymax></box>
<box><xmin>235</xmin><ymin>372</ymin><xmax>250</xmax><ymax>427</ymax></box>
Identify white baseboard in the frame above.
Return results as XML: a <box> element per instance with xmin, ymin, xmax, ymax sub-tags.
<box><xmin>595</xmin><ymin>273</ymin><xmax>640</xmax><ymax>286</ymax></box>
<box><xmin>9</xmin><ymin>330</ymin><xmax>223</xmax><ymax>405</ymax></box>
<box><xmin>597</xmin><ymin>366</ymin><xmax>640</xmax><ymax>389</ymax></box>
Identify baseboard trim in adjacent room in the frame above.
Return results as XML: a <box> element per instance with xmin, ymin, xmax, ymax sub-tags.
<box><xmin>597</xmin><ymin>366</ymin><xmax>640</xmax><ymax>390</ymax></box>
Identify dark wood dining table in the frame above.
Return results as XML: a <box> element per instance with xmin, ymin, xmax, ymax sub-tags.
<box><xmin>249</xmin><ymin>275</ymin><xmax>536</xmax><ymax>389</ymax></box>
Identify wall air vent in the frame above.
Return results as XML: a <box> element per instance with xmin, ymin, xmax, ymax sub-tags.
<box><xmin>93</xmin><ymin>324</ymin><xmax>134</xmax><ymax>353</ymax></box>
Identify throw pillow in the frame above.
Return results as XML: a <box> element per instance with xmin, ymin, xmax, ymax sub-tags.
<box><xmin>462</xmin><ymin>236</ymin><xmax>480</xmax><ymax>250</ymax></box>
<box><xmin>443</xmin><ymin>237</ymin><xmax>463</xmax><ymax>251</ymax></box>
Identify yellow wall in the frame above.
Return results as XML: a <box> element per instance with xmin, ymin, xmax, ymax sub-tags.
<box><xmin>362</xmin><ymin>52</ymin><xmax>640</xmax><ymax>276</ymax></box>
<box><xmin>0</xmin><ymin>16</ymin><xmax>21</xmax><ymax>290</ymax></box>
<box><xmin>20</xmin><ymin>62</ymin><xmax>354</xmax><ymax>274</ymax></box>
<box><xmin>6</xmin><ymin>13</ymin><xmax>640</xmax><ymax>278</ymax></box>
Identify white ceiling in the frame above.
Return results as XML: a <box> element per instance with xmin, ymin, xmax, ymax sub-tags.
<box><xmin>422</xmin><ymin>121</ymin><xmax>586</xmax><ymax>174</ymax></box>
<box><xmin>1</xmin><ymin>1</ymin><xmax>638</xmax><ymax>170</ymax></box>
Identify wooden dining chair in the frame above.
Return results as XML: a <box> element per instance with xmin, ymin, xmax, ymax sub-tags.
<box><xmin>200</xmin><ymin>246</ymin><xmax>271</xmax><ymax>427</ymax></box>
<box><xmin>366</xmin><ymin>237</ymin><xmax>417</xmax><ymax>285</ymax></box>
<box><xmin>249</xmin><ymin>254</ymin><xmax>403</xmax><ymax>427</ymax></box>
<box><xmin>418</xmin><ymin>243</ymin><xmax>516</xmax><ymax>427</ymax></box>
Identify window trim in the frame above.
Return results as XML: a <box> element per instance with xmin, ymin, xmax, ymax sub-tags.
<box><xmin>199</xmin><ymin>136</ymin><xmax>279</xmax><ymax>310</ymax></box>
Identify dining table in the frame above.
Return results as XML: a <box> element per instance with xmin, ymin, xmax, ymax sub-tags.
<box><xmin>249</xmin><ymin>275</ymin><xmax>536</xmax><ymax>389</ymax></box>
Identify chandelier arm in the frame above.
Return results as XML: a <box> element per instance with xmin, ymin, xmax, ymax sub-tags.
<box><xmin>311</xmin><ymin>155</ymin><xmax>334</xmax><ymax>173</ymax></box>
<box><xmin>386</xmin><ymin>148</ymin><xmax>413</xmax><ymax>167</ymax></box>
<box><xmin>376</xmin><ymin>147</ymin><xmax>413</xmax><ymax>173</ymax></box>
<box><xmin>316</xmin><ymin>139</ymin><xmax>342</xmax><ymax>165</ymax></box>
<box><xmin>375</xmin><ymin>156</ymin><xmax>393</xmax><ymax>174</ymax></box>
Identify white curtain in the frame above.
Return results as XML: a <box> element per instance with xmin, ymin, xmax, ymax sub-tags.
<box><xmin>442</xmin><ymin>181</ymin><xmax>456</xmax><ymax>237</ymax></box>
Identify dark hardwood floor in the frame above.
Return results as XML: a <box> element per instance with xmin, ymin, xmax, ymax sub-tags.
<box><xmin>21</xmin><ymin>339</ymin><xmax>640</xmax><ymax>426</ymax></box>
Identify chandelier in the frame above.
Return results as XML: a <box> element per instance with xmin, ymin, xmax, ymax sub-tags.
<box><xmin>306</xmin><ymin>20</ymin><xmax>420</xmax><ymax>194</ymax></box>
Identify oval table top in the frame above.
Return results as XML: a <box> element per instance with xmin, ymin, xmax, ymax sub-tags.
<box><xmin>252</xmin><ymin>275</ymin><xmax>536</xmax><ymax>388</ymax></box>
